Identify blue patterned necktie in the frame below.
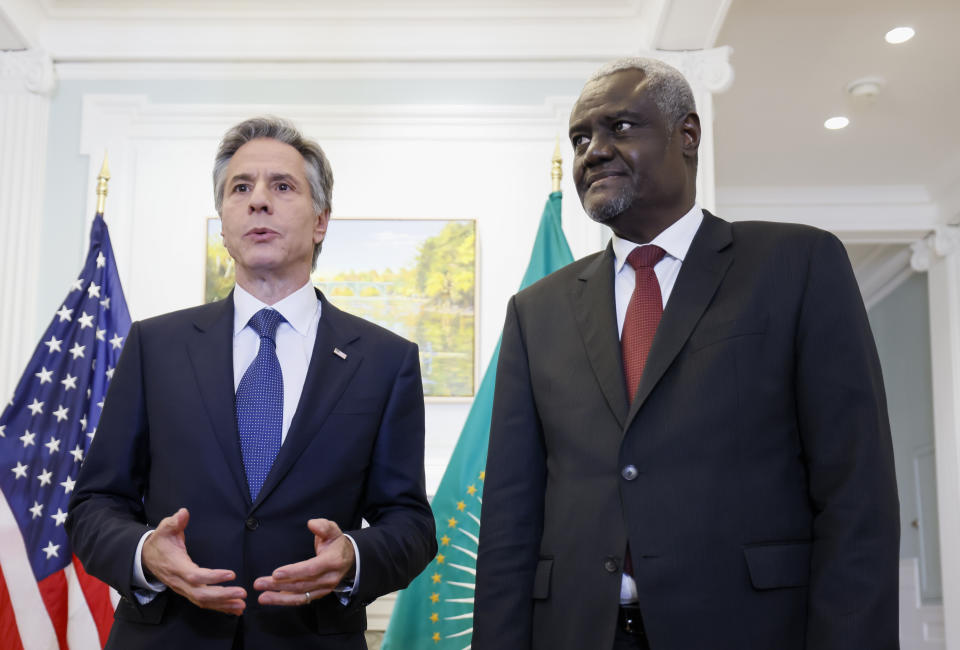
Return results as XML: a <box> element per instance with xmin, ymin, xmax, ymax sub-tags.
<box><xmin>236</xmin><ymin>308</ymin><xmax>285</xmax><ymax>500</ymax></box>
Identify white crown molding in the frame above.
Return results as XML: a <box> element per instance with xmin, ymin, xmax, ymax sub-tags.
<box><xmin>36</xmin><ymin>10</ymin><xmax>662</xmax><ymax>63</ymax></box>
<box><xmin>55</xmin><ymin>60</ymin><xmax>604</xmax><ymax>81</ymax></box>
<box><xmin>79</xmin><ymin>94</ymin><xmax>578</xmax><ymax>154</ymax></box>
<box><xmin>0</xmin><ymin>49</ymin><xmax>56</xmax><ymax>95</ymax></box>
<box><xmin>717</xmin><ymin>185</ymin><xmax>940</xmax><ymax>243</ymax></box>
<box><xmin>653</xmin><ymin>45</ymin><xmax>734</xmax><ymax>94</ymax></box>
<box><xmin>40</xmin><ymin>0</ymin><xmax>645</xmax><ymax>20</ymax></box>
<box><xmin>911</xmin><ymin>226</ymin><xmax>960</xmax><ymax>272</ymax></box>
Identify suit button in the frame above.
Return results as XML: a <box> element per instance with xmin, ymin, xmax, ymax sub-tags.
<box><xmin>603</xmin><ymin>556</ymin><xmax>620</xmax><ymax>573</ymax></box>
<box><xmin>621</xmin><ymin>465</ymin><xmax>639</xmax><ymax>481</ymax></box>
<box><xmin>245</xmin><ymin>517</ymin><xmax>259</xmax><ymax>531</ymax></box>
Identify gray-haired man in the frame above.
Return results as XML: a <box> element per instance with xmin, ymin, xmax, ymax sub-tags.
<box><xmin>69</xmin><ymin>117</ymin><xmax>436</xmax><ymax>649</ymax></box>
<box><xmin>474</xmin><ymin>58</ymin><xmax>899</xmax><ymax>650</ymax></box>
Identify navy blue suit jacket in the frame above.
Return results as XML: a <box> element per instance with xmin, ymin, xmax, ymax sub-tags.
<box><xmin>69</xmin><ymin>290</ymin><xmax>436</xmax><ymax>649</ymax></box>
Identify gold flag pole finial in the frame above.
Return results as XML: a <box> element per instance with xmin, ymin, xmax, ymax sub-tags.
<box><xmin>551</xmin><ymin>138</ymin><xmax>562</xmax><ymax>193</ymax></box>
<box><xmin>96</xmin><ymin>152</ymin><xmax>111</xmax><ymax>216</ymax></box>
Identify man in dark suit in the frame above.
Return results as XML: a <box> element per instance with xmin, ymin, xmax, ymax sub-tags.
<box><xmin>474</xmin><ymin>58</ymin><xmax>899</xmax><ymax>650</ymax></box>
<box><xmin>68</xmin><ymin>117</ymin><xmax>437</xmax><ymax>649</ymax></box>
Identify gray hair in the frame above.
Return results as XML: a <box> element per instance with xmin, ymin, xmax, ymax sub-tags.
<box><xmin>587</xmin><ymin>56</ymin><xmax>696</xmax><ymax>132</ymax></box>
<box><xmin>213</xmin><ymin>116</ymin><xmax>334</xmax><ymax>266</ymax></box>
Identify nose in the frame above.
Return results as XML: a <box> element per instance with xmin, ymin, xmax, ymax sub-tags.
<box><xmin>583</xmin><ymin>133</ymin><xmax>613</xmax><ymax>166</ymax></box>
<box><xmin>247</xmin><ymin>182</ymin><xmax>271</xmax><ymax>214</ymax></box>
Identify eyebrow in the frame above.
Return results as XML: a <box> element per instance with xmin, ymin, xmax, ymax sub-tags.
<box><xmin>228</xmin><ymin>172</ymin><xmax>299</xmax><ymax>186</ymax></box>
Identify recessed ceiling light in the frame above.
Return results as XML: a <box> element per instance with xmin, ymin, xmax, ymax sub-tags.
<box><xmin>824</xmin><ymin>116</ymin><xmax>849</xmax><ymax>130</ymax></box>
<box><xmin>885</xmin><ymin>26</ymin><xmax>915</xmax><ymax>44</ymax></box>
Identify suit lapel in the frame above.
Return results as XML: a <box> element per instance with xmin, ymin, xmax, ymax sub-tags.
<box><xmin>186</xmin><ymin>294</ymin><xmax>251</xmax><ymax>504</ymax></box>
<box><xmin>625</xmin><ymin>211</ymin><xmax>734</xmax><ymax>429</ymax></box>
<box><xmin>253</xmin><ymin>292</ymin><xmax>362</xmax><ymax>509</ymax></box>
<box><xmin>571</xmin><ymin>245</ymin><xmax>630</xmax><ymax>429</ymax></box>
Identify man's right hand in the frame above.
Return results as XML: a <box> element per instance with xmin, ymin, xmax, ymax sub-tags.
<box><xmin>141</xmin><ymin>507</ymin><xmax>247</xmax><ymax>616</ymax></box>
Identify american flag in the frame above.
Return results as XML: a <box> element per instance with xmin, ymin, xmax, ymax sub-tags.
<box><xmin>0</xmin><ymin>214</ymin><xmax>129</xmax><ymax>649</ymax></box>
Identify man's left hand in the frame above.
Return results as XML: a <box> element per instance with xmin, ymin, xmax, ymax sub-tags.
<box><xmin>254</xmin><ymin>518</ymin><xmax>355</xmax><ymax>606</ymax></box>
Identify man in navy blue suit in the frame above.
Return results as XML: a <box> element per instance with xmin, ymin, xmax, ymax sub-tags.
<box><xmin>68</xmin><ymin>117</ymin><xmax>436</xmax><ymax>649</ymax></box>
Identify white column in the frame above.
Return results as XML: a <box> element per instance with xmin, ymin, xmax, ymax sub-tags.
<box><xmin>913</xmin><ymin>226</ymin><xmax>960</xmax><ymax>649</ymax></box>
<box><xmin>654</xmin><ymin>46</ymin><xmax>734</xmax><ymax>214</ymax></box>
<box><xmin>0</xmin><ymin>49</ymin><xmax>55</xmax><ymax>402</ymax></box>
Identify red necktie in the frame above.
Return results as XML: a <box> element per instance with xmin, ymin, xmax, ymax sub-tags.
<box><xmin>622</xmin><ymin>245</ymin><xmax>666</xmax><ymax>403</ymax></box>
<box><xmin>621</xmin><ymin>245</ymin><xmax>665</xmax><ymax>581</ymax></box>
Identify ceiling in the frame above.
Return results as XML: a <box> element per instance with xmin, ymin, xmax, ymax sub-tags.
<box><xmin>715</xmin><ymin>0</ymin><xmax>959</xmax><ymax>202</ymax></box>
<box><xmin>2</xmin><ymin>0</ymin><xmax>956</xmax><ymax>305</ymax></box>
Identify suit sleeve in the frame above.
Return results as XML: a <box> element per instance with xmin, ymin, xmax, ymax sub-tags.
<box><xmin>473</xmin><ymin>295</ymin><xmax>547</xmax><ymax>650</ymax></box>
<box><xmin>347</xmin><ymin>341</ymin><xmax>438</xmax><ymax>604</ymax></box>
<box><xmin>795</xmin><ymin>231</ymin><xmax>900</xmax><ymax>649</ymax></box>
<box><xmin>67</xmin><ymin>321</ymin><xmax>154</xmax><ymax>604</ymax></box>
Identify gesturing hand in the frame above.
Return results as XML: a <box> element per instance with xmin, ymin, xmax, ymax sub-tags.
<box><xmin>141</xmin><ymin>507</ymin><xmax>247</xmax><ymax>616</ymax></box>
<box><xmin>254</xmin><ymin>518</ymin><xmax>355</xmax><ymax>606</ymax></box>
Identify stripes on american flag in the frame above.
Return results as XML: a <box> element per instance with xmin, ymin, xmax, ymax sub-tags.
<box><xmin>0</xmin><ymin>214</ymin><xmax>130</xmax><ymax>649</ymax></box>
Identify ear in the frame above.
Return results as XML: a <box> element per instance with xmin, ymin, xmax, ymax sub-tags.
<box><xmin>313</xmin><ymin>209</ymin><xmax>331</xmax><ymax>245</ymax></box>
<box><xmin>679</xmin><ymin>112</ymin><xmax>701</xmax><ymax>159</ymax></box>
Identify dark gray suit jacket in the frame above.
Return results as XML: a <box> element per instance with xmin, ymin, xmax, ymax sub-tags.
<box><xmin>474</xmin><ymin>213</ymin><xmax>899</xmax><ymax>650</ymax></box>
<box><xmin>68</xmin><ymin>291</ymin><xmax>437</xmax><ymax>649</ymax></box>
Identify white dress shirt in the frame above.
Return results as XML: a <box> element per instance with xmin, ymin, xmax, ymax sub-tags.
<box><xmin>133</xmin><ymin>281</ymin><xmax>360</xmax><ymax>603</ymax></box>
<box><xmin>612</xmin><ymin>204</ymin><xmax>703</xmax><ymax>604</ymax></box>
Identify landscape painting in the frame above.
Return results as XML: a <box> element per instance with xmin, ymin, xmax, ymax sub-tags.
<box><xmin>205</xmin><ymin>218</ymin><xmax>476</xmax><ymax>397</ymax></box>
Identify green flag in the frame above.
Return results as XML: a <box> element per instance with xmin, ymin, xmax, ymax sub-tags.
<box><xmin>382</xmin><ymin>191</ymin><xmax>574</xmax><ymax>649</ymax></box>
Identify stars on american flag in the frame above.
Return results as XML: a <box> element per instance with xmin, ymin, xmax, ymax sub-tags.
<box><xmin>69</xmin><ymin>342</ymin><xmax>86</xmax><ymax>360</ymax></box>
<box><xmin>50</xmin><ymin>508</ymin><xmax>68</xmax><ymax>526</ymax></box>
<box><xmin>0</xmin><ymin>222</ymin><xmax>131</xmax><ymax>589</ymax></box>
<box><xmin>77</xmin><ymin>311</ymin><xmax>95</xmax><ymax>329</ymax></box>
<box><xmin>42</xmin><ymin>541</ymin><xmax>59</xmax><ymax>559</ymax></box>
<box><xmin>60</xmin><ymin>374</ymin><xmax>77</xmax><ymax>391</ymax></box>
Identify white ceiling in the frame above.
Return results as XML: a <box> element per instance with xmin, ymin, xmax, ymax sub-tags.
<box><xmin>715</xmin><ymin>0</ymin><xmax>959</xmax><ymax>202</ymax></box>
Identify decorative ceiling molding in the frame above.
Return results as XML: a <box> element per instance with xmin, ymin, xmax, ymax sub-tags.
<box><xmin>717</xmin><ymin>185</ymin><xmax>940</xmax><ymax>244</ymax></box>
<box><xmin>911</xmin><ymin>226</ymin><xmax>960</xmax><ymax>272</ymax></box>
<box><xmin>655</xmin><ymin>0</ymin><xmax>732</xmax><ymax>50</ymax></box>
<box><xmin>55</xmin><ymin>60</ymin><xmax>604</xmax><ymax>81</ymax></box>
<box><xmin>654</xmin><ymin>45</ymin><xmax>733</xmax><ymax>94</ymax></box>
<box><xmin>9</xmin><ymin>0</ymin><xmax>672</xmax><ymax>63</ymax></box>
<box><xmin>0</xmin><ymin>49</ymin><xmax>56</xmax><ymax>95</ymax></box>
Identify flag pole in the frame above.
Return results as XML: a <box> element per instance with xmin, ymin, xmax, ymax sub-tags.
<box><xmin>95</xmin><ymin>152</ymin><xmax>110</xmax><ymax>216</ymax></box>
<box><xmin>551</xmin><ymin>139</ymin><xmax>562</xmax><ymax>192</ymax></box>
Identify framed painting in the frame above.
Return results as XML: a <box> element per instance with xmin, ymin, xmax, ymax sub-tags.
<box><xmin>205</xmin><ymin>218</ymin><xmax>476</xmax><ymax>397</ymax></box>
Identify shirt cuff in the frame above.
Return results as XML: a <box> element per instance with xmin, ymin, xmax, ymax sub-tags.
<box><xmin>132</xmin><ymin>530</ymin><xmax>167</xmax><ymax>604</ymax></box>
<box><xmin>333</xmin><ymin>533</ymin><xmax>361</xmax><ymax>605</ymax></box>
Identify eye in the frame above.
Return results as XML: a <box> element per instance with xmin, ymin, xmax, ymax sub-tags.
<box><xmin>277</xmin><ymin>182</ymin><xmax>291</xmax><ymax>192</ymax></box>
<box><xmin>613</xmin><ymin>120</ymin><xmax>633</xmax><ymax>133</ymax></box>
<box><xmin>571</xmin><ymin>134</ymin><xmax>589</xmax><ymax>149</ymax></box>
<box><xmin>232</xmin><ymin>183</ymin><xmax>249</xmax><ymax>193</ymax></box>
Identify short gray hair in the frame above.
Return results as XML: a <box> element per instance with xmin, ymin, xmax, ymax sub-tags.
<box><xmin>213</xmin><ymin>116</ymin><xmax>334</xmax><ymax>266</ymax></box>
<box><xmin>587</xmin><ymin>56</ymin><xmax>696</xmax><ymax>131</ymax></box>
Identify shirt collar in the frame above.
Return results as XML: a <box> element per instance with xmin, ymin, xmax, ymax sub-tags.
<box><xmin>233</xmin><ymin>281</ymin><xmax>320</xmax><ymax>336</ymax></box>
<box><xmin>611</xmin><ymin>204</ymin><xmax>704</xmax><ymax>274</ymax></box>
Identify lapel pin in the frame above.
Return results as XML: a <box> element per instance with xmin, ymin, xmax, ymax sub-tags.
<box><xmin>333</xmin><ymin>347</ymin><xmax>347</xmax><ymax>360</ymax></box>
